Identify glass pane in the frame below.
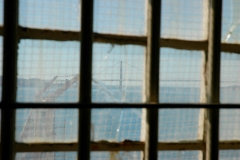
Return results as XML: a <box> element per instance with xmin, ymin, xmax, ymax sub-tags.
<box><xmin>161</xmin><ymin>0</ymin><xmax>208</xmax><ymax>40</ymax></box>
<box><xmin>159</xmin><ymin>109</ymin><xmax>201</xmax><ymax>141</ymax></box>
<box><xmin>94</xmin><ymin>0</ymin><xmax>146</xmax><ymax>35</ymax></box>
<box><xmin>16</xmin><ymin>152</ymin><xmax>77</xmax><ymax>160</ymax></box>
<box><xmin>16</xmin><ymin>109</ymin><xmax>78</xmax><ymax>142</ymax></box>
<box><xmin>17</xmin><ymin>40</ymin><xmax>79</xmax><ymax>103</ymax></box>
<box><xmin>159</xmin><ymin>48</ymin><xmax>201</xmax><ymax>103</ymax></box>
<box><xmin>220</xmin><ymin>109</ymin><xmax>240</xmax><ymax>140</ymax></box>
<box><xmin>158</xmin><ymin>151</ymin><xmax>201</xmax><ymax>160</ymax></box>
<box><xmin>92</xmin><ymin>44</ymin><xmax>143</xmax><ymax>103</ymax></box>
<box><xmin>92</xmin><ymin>109</ymin><xmax>142</xmax><ymax>141</ymax></box>
<box><xmin>91</xmin><ymin>152</ymin><xmax>141</xmax><ymax>160</ymax></box>
<box><xmin>220</xmin><ymin>150</ymin><xmax>240</xmax><ymax>160</ymax></box>
<box><xmin>19</xmin><ymin>0</ymin><xmax>80</xmax><ymax>31</ymax></box>
<box><xmin>92</xmin><ymin>44</ymin><xmax>143</xmax><ymax>141</ymax></box>
<box><xmin>222</xmin><ymin>0</ymin><xmax>240</xmax><ymax>43</ymax></box>
<box><xmin>220</xmin><ymin>52</ymin><xmax>240</xmax><ymax>103</ymax></box>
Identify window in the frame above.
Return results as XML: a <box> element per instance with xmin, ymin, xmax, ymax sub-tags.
<box><xmin>1</xmin><ymin>0</ymin><xmax>240</xmax><ymax>160</ymax></box>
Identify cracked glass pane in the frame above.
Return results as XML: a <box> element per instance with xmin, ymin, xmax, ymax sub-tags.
<box><xmin>222</xmin><ymin>0</ymin><xmax>240</xmax><ymax>43</ymax></box>
<box><xmin>16</xmin><ymin>109</ymin><xmax>78</xmax><ymax>142</ymax></box>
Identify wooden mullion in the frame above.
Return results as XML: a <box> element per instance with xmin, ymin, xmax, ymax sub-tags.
<box><xmin>1</xmin><ymin>0</ymin><xmax>19</xmax><ymax>160</ymax></box>
<box><xmin>78</xmin><ymin>0</ymin><xmax>94</xmax><ymax>160</ymax></box>
<box><xmin>143</xmin><ymin>0</ymin><xmax>161</xmax><ymax>160</ymax></box>
<box><xmin>201</xmin><ymin>0</ymin><xmax>222</xmax><ymax>160</ymax></box>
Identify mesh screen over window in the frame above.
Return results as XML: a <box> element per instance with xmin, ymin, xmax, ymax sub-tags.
<box><xmin>220</xmin><ymin>52</ymin><xmax>240</xmax><ymax>103</ymax></box>
<box><xmin>17</xmin><ymin>40</ymin><xmax>80</xmax><ymax>103</ymax></box>
<box><xmin>92</xmin><ymin>108</ymin><xmax>142</xmax><ymax>141</ymax></box>
<box><xmin>16</xmin><ymin>109</ymin><xmax>78</xmax><ymax>142</ymax></box>
<box><xmin>159</xmin><ymin>48</ymin><xmax>201</xmax><ymax>103</ymax></box>
<box><xmin>158</xmin><ymin>151</ymin><xmax>201</xmax><ymax>160</ymax></box>
<box><xmin>94</xmin><ymin>0</ymin><xmax>146</xmax><ymax>35</ymax></box>
<box><xmin>92</xmin><ymin>44</ymin><xmax>144</xmax><ymax>103</ymax></box>
<box><xmin>16</xmin><ymin>152</ymin><xmax>77</xmax><ymax>160</ymax></box>
<box><xmin>19</xmin><ymin>0</ymin><xmax>81</xmax><ymax>31</ymax></box>
<box><xmin>91</xmin><ymin>152</ymin><xmax>141</xmax><ymax>160</ymax></box>
<box><xmin>159</xmin><ymin>109</ymin><xmax>201</xmax><ymax>141</ymax></box>
<box><xmin>220</xmin><ymin>109</ymin><xmax>240</xmax><ymax>140</ymax></box>
<box><xmin>161</xmin><ymin>0</ymin><xmax>208</xmax><ymax>40</ymax></box>
<box><xmin>220</xmin><ymin>150</ymin><xmax>240</xmax><ymax>160</ymax></box>
<box><xmin>2</xmin><ymin>0</ymin><xmax>238</xmax><ymax>159</ymax></box>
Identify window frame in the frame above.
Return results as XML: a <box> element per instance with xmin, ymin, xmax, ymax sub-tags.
<box><xmin>1</xmin><ymin>0</ymin><xmax>240</xmax><ymax>160</ymax></box>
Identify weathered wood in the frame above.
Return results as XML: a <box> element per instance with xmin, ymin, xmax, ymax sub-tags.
<box><xmin>143</xmin><ymin>0</ymin><xmax>161</xmax><ymax>160</ymax></box>
<box><xmin>200</xmin><ymin>1</ymin><xmax>222</xmax><ymax>160</ymax></box>
<box><xmin>14</xmin><ymin>141</ymin><xmax>204</xmax><ymax>152</ymax></box>
<box><xmin>0</xmin><ymin>26</ymin><xmax>239</xmax><ymax>53</ymax></box>
<box><xmin>198</xmin><ymin>109</ymin><xmax>205</xmax><ymax>140</ymax></box>
<box><xmin>12</xmin><ymin>140</ymin><xmax>240</xmax><ymax>152</ymax></box>
<box><xmin>203</xmin><ymin>0</ymin><xmax>222</xmax><ymax>104</ymax></box>
<box><xmin>201</xmin><ymin>0</ymin><xmax>222</xmax><ymax>159</ymax></box>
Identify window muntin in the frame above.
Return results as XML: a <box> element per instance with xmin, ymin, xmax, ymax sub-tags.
<box><xmin>0</xmin><ymin>36</ymin><xmax>2</xmax><ymax>101</ymax></box>
<box><xmin>0</xmin><ymin>0</ymin><xmax>238</xmax><ymax>160</ymax></box>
